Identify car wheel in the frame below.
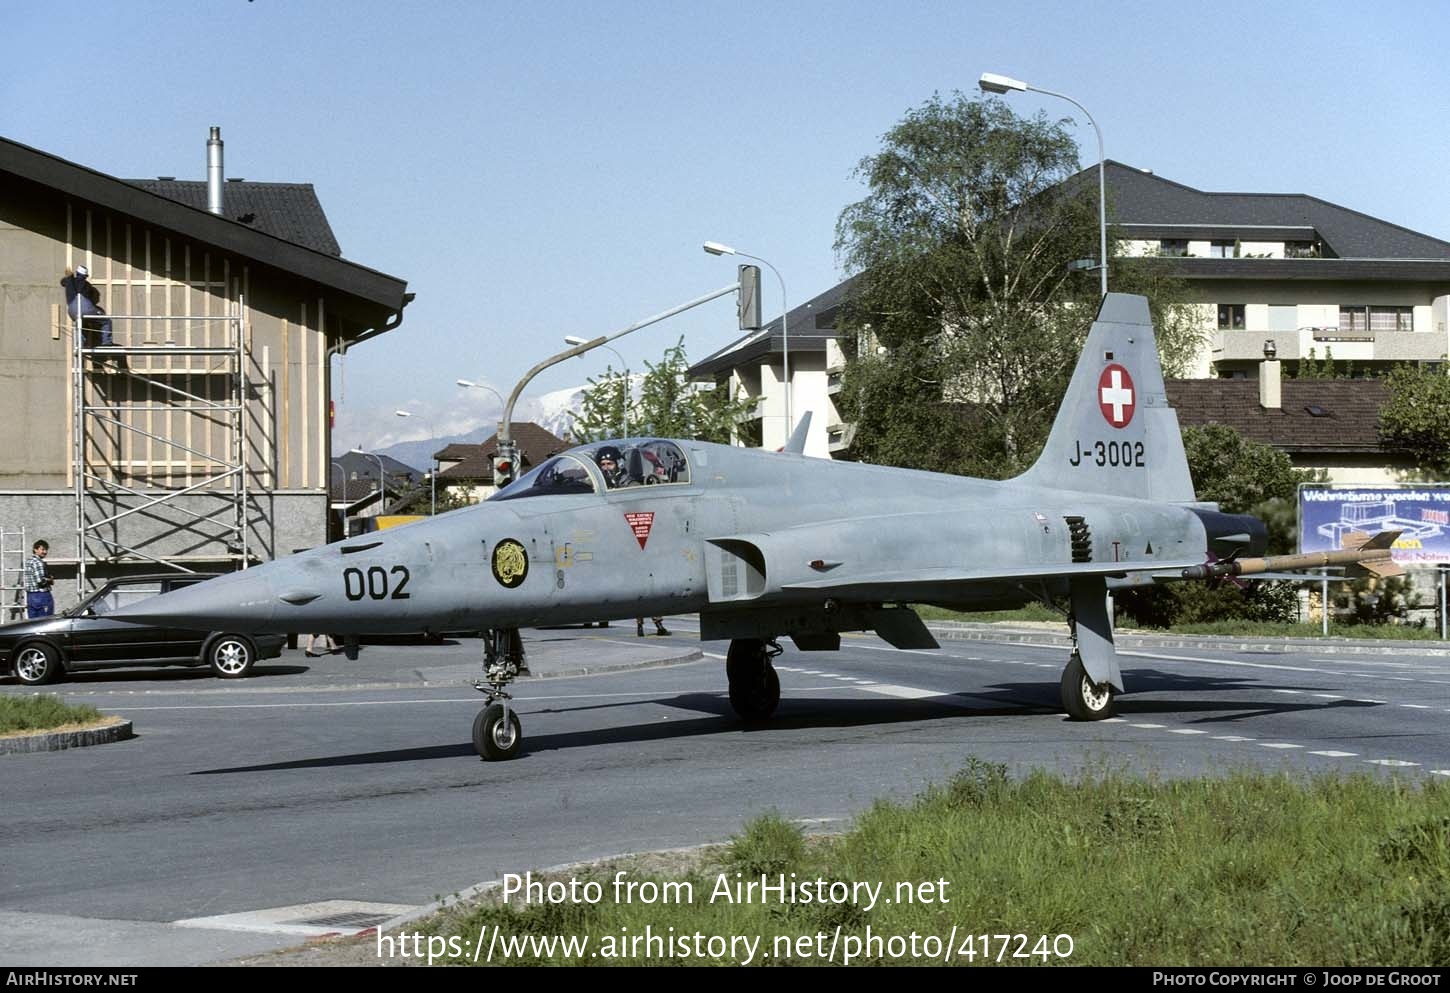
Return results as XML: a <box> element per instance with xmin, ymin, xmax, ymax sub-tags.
<box><xmin>208</xmin><ymin>635</ymin><xmax>255</xmax><ymax>679</ymax></box>
<box><xmin>14</xmin><ymin>643</ymin><xmax>62</xmax><ymax>686</ymax></box>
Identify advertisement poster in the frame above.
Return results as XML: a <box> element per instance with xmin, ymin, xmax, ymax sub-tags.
<box><xmin>1298</xmin><ymin>485</ymin><xmax>1450</xmax><ymax>563</ymax></box>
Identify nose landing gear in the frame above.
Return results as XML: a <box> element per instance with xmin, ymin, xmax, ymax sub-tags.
<box><xmin>473</xmin><ymin>628</ymin><xmax>527</xmax><ymax>760</ymax></box>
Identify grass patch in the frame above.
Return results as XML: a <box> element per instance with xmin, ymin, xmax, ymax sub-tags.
<box><xmin>1169</xmin><ymin>620</ymin><xmax>1442</xmax><ymax>640</ymax></box>
<box><xmin>403</xmin><ymin>763</ymin><xmax>1450</xmax><ymax>966</ymax></box>
<box><xmin>0</xmin><ymin>694</ymin><xmax>102</xmax><ymax>734</ymax></box>
<box><xmin>914</xmin><ymin>603</ymin><xmax>1062</xmax><ymax>624</ymax></box>
<box><xmin>912</xmin><ymin>604</ymin><xmax>1445</xmax><ymax>642</ymax></box>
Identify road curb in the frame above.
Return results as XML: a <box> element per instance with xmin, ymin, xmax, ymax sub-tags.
<box><xmin>926</xmin><ymin>622</ymin><xmax>1450</xmax><ymax>658</ymax></box>
<box><xmin>0</xmin><ymin>717</ymin><xmax>133</xmax><ymax>755</ymax></box>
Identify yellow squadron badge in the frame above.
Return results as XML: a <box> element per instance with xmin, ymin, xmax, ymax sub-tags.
<box><xmin>492</xmin><ymin>539</ymin><xmax>529</xmax><ymax>589</ymax></box>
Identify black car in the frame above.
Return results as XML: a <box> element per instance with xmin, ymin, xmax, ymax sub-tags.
<box><xmin>0</xmin><ymin>574</ymin><xmax>285</xmax><ymax>685</ymax></box>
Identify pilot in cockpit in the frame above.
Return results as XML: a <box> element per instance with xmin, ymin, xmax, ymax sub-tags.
<box><xmin>594</xmin><ymin>445</ymin><xmax>625</xmax><ymax>488</ymax></box>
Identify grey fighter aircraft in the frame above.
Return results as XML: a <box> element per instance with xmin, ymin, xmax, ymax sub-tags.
<box><xmin>109</xmin><ymin>293</ymin><xmax>1398</xmax><ymax>760</ymax></box>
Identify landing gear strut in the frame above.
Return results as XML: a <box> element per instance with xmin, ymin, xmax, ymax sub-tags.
<box><xmin>726</xmin><ymin>637</ymin><xmax>782</xmax><ymax>721</ymax></box>
<box><xmin>473</xmin><ymin>628</ymin><xmax>527</xmax><ymax>760</ymax></box>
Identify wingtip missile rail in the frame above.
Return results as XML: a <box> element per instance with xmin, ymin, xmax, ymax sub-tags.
<box><xmin>1181</xmin><ymin>530</ymin><xmax>1402</xmax><ymax>582</ymax></box>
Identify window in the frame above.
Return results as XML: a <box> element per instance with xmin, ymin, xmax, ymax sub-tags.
<box><xmin>1285</xmin><ymin>241</ymin><xmax>1320</xmax><ymax>258</ymax></box>
<box><xmin>1340</xmin><ymin>306</ymin><xmax>1412</xmax><ymax>333</ymax></box>
<box><xmin>1267</xmin><ymin>305</ymin><xmax>1297</xmax><ymax>332</ymax></box>
<box><xmin>1209</xmin><ymin>240</ymin><xmax>1236</xmax><ymax>259</ymax></box>
<box><xmin>491</xmin><ymin>455</ymin><xmax>597</xmax><ymax>501</ymax></box>
<box><xmin>1218</xmin><ymin>304</ymin><xmax>1246</xmax><ymax>330</ymax></box>
<box><xmin>1158</xmin><ymin>239</ymin><xmax>1188</xmax><ymax>257</ymax></box>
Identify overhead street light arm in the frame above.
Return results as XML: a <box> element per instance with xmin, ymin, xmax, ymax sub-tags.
<box><xmin>978</xmin><ymin>71</ymin><xmax>1108</xmax><ymax>298</ymax></box>
<box><xmin>497</xmin><ymin>280</ymin><xmax>742</xmax><ymax>461</ymax></box>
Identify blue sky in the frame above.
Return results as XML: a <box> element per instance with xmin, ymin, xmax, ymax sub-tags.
<box><xmin>6</xmin><ymin>1</ymin><xmax>1447</xmax><ymax>450</ymax></box>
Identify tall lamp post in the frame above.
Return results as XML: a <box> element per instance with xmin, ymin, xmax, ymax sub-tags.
<box><xmin>565</xmin><ymin>336</ymin><xmax>628</xmax><ymax>437</ymax></box>
<box><xmin>349</xmin><ymin>447</ymin><xmax>387</xmax><ymax>524</ymax></box>
<box><xmin>978</xmin><ymin>72</ymin><xmax>1108</xmax><ymax>298</ymax></box>
<box><xmin>703</xmin><ymin>241</ymin><xmax>791</xmax><ymax>432</ymax></box>
<box><xmin>393</xmin><ymin>409</ymin><xmax>437</xmax><ymax>515</ymax></box>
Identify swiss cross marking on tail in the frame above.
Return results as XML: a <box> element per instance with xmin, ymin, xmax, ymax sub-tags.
<box><xmin>624</xmin><ymin>512</ymin><xmax>655</xmax><ymax>549</ymax></box>
<box><xmin>1098</xmin><ymin>364</ymin><xmax>1136</xmax><ymax>428</ymax></box>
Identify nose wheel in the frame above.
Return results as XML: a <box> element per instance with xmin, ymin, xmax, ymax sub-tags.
<box><xmin>473</xmin><ymin>628</ymin><xmax>527</xmax><ymax>760</ymax></box>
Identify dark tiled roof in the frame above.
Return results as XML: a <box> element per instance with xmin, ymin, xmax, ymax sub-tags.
<box><xmin>1095</xmin><ymin>161</ymin><xmax>1450</xmax><ymax>259</ymax></box>
<box><xmin>435</xmin><ymin>443</ymin><xmax>481</xmax><ymax>462</ymax></box>
<box><xmin>688</xmin><ymin>276</ymin><xmax>857</xmax><ymax>379</ymax></box>
<box><xmin>1165</xmin><ymin>378</ymin><xmax>1389</xmax><ymax>453</ymax></box>
<box><xmin>0</xmin><ymin>135</ymin><xmax>408</xmax><ymax>320</ymax></box>
<box><xmin>436</xmin><ymin>423</ymin><xmax>570</xmax><ymax>480</ymax></box>
<box><xmin>128</xmin><ymin>180</ymin><xmax>341</xmax><ymax>256</ymax></box>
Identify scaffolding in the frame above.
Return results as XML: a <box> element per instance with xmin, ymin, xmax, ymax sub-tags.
<box><xmin>1</xmin><ymin>527</ymin><xmax>25</xmax><ymax>621</ymax></box>
<box><xmin>72</xmin><ymin>298</ymin><xmax>251</xmax><ymax>592</ymax></box>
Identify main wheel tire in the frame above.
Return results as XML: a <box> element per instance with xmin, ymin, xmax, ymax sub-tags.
<box><xmin>208</xmin><ymin>635</ymin><xmax>255</xmax><ymax>679</ymax></box>
<box><xmin>474</xmin><ymin>703</ymin><xmax>522</xmax><ymax>760</ymax></box>
<box><xmin>13</xmin><ymin>643</ymin><xmax>61</xmax><ymax>686</ymax></box>
<box><xmin>727</xmin><ymin>639</ymin><xmax>781</xmax><ymax>722</ymax></box>
<box><xmin>1061</xmin><ymin>652</ymin><xmax>1115</xmax><ymax>721</ymax></box>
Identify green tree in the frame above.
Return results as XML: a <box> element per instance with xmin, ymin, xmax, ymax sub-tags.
<box><xmin>1181</xmin><ymin>423</ymin><xmax>1314</xmax><ymax>555</ymax></box>
<box><xmin>834</xmin><ymin>91</ymin><xmax>1201</xmax><ymax>477</ymax></box>
<box><xmin>1117</xmin><ymin>424</ymin><xmax>1315</xmax><ymax>628</ymax></box>
<box><xmin>572</xmin><ymin>338</ymin><xmax>749</xmax><ymax>444</ymax></box>
<box><xmin>1379</xmin><ymin>364</ymin><xmax>1450</xmax><ymax>477</ymax></box>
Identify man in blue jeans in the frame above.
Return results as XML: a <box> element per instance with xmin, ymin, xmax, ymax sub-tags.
<box><xmin>61</xmin><ymin>265</ymin><xmax>114</xmax><ymax>346</ymax></box>
<box><xmin>24</xmin><ymin>540</ymin><xmax>54</xmax><ymax>619</ymax></box>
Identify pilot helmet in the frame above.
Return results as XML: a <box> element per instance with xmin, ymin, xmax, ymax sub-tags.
<box><xmin>595</xmin><ymin>445</ymin><xmax>621</xmax><ymax>465</ymax></box>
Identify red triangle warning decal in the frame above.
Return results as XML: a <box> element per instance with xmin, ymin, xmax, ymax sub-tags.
<box><xmin>625</xmin><ymin>512</ymin><xmax>655</xmax><ymax>549</ymax></box>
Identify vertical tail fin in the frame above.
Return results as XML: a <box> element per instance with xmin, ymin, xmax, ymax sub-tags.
<box><xmin>1014</xmin><ymin>293</ymin><xmax>1195</xmax><ymax>502</ymax></box>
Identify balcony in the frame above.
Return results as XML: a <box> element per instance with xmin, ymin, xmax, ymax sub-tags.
<box><xmin>1214</xmin><ymin>328</ymin><xmax>1447</xmax><ymax>365</ymax></box>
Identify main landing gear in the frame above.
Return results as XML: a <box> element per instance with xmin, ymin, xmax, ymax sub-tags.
<box><xmin>1060</xmin><ymin>650</ymin><xmax>1115</xmax><ymax>721</ymax></box>
<box><xmin>473</xmin><ymin>628</ymin><xmax>527</xmax><ymax>760</ymax></box>
<box><xmin>726</xmin><ymin>638</ymin><xmax>782</xmax><ymax>721</ymax></box>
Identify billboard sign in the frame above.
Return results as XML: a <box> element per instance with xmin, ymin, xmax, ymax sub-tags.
<box><xmin>1299</xmin><ymin>485</ymin><xmax>1450</xmax><ymax>564</ymax></box>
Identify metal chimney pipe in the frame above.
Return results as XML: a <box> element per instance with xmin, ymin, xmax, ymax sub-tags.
<box><xmin>206</xmin><ymin>126</ymin><xmax>224</xmax><ymax>215</ymax></box>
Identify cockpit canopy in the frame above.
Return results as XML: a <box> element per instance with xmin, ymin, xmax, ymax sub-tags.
<box><xmin>491</xmin><ymin>439</ymin><xmax>691</xmax><ymax>502</ymax></box>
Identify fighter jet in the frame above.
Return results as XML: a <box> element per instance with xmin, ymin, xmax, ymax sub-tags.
<box><xmin>109</xmin><ymin>294</ymin><xmax>1398</xmax><ymax>759</ymax></box>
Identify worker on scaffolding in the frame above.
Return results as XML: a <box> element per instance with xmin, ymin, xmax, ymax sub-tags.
<box><xmin>61</xmin><ymin>265</ymin><xmax>114</xmax><ymax>346</ymax></box>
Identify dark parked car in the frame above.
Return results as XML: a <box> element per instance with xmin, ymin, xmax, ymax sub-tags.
<box><xmin>0</xmin><ymin>574</ymin><xmax>285</xmax><ymax>685</ymax></box>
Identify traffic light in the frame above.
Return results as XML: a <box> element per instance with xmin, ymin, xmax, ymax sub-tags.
<box><xmin>493</xmin><ymin>454</ymin><xmax>514</xmax><ymax>487</ymax></box>
<box><xmin>737</xmin><ymin>264</ymin><xmax>762</xmax><ymax>330</ymax></box>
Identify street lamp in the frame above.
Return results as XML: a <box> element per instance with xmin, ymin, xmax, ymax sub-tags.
<box><xmin>564</xmin><ymin>336</ymin><xmax>628</xmax><ymax>437</ymax></box>
<box><xmin>978</xmin><ymin>72</ymin><xmax>1108</xmax><ymax>298</ymax></box>
<box><xmin>394</xmin><ymin>409</ymin><xmax>437</xmax><ymax>515</ymax></box>
<box><xmin>349</xmin><ymin>447</ymin><xmax>387</xmax><ymax>507</ymax></box>
<box><xmin>456</xmin><ymin>379</ymin><xmax>506</xmax><ymax>408</ymax></box>
<box><xmin>703</xmin><ymin>241</ymin><xmax>791</xmax><ymax>433</ymax></box>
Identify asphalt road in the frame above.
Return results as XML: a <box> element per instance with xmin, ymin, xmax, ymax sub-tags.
<box><xmin>4</xmin><ymin>620</ymin><xmax>1450</xmax><ymax>965</ymax></box>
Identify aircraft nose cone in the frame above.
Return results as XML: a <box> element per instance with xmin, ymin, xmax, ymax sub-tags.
<box><xmin>109</xmin><ymin>567</ymin><xmax>289</xmax><ymax>632</ymax></box>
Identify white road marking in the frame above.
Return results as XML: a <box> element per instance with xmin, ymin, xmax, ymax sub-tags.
<box><xmin>1167</xmin><ymin>729</ymin><xmax>1208</xmax><ymax>735</ymax></box>
<box><xmin>174</xmin><ymin>900</ymin><xmax>417</xmax><ymax>937</ymax></box>
<box><xmin>1259</xmin><ymin>743</ymin><xmax>1302</xmax><ymax>750</ymax></box>
<box><xmin>1130</xmin><ymin>723</ymin><xmax>1166</xmax><ymax>729</ymax></box>
<box><xmin>1213</xmin><ymin>736</ymin><xmax>1255</xmax><ymax>742</ymax></box>
<box><xmin>1309</xmin><ymin>751</ymin><xmax>1358</xmax><ymax>758</ymax></box>
<box><xmin>1367</xmin><ymin>759</ymin><xmax>1419</xmax><ymax>768</ymax></box>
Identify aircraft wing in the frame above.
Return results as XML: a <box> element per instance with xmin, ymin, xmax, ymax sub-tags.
<box><xmin>781</xmin><ymin>559</ymin><xmax>1206</xmax><ymax>598</ymax></box>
